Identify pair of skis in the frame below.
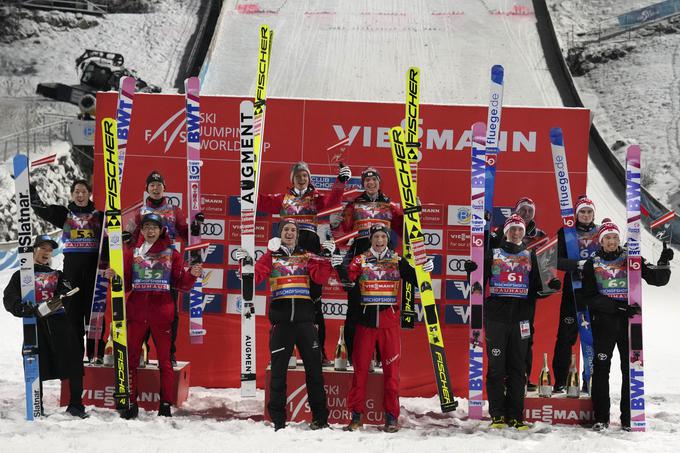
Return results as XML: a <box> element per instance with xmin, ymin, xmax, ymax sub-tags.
<box><xmin>467</xmin><ymin>65</ymin><xmax>505</xmax><ymax>419</ymax></box>
<box><xmin>239</xmin><ymin>24</ymin><xmax>274</xmax><ymax>397</ymax></box>
<box><xmin>390</xmin><ymin>110</ymin><xmax>458</xmax><ymax>411</ymax></box>
<box><xmin>550</xmin><ymin>132</ymin><xmax>646</xmax><ymax>431</ymax></box>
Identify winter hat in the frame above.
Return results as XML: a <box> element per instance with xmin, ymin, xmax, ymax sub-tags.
<box><xmin>290</xmin><ymin>162</ymin><xmax>311</xmax><ymax>183</ymax></box>
<box><xmin>368</xmin><ymin>223</ymin><xmax>390</xmax><ymax>241</ymax></box>
<box><xmin>503</xmin><ymin>213</ymin><xmax>526</xmax><ymax>235</ymax></box>
<box><xmin>141</xmin><ymin>212</ymin><xmax>164</xmax><ymax>228</ymax></box>
<box><xmin>33</xmin><ymin>234</ymin><xmax>58</xmax><ymax>250</ymax></box>
<box><xmin>146</xmin><ymin>171</ymin><xmax>165</xmax><ymax>188</ymax></box>
<box><xmin>514</xmin><ymin>197</ymin><xmax>536</xmax><ymax>215</ymax></box>
<box><xmin>597</xmin><ymin>218</ymin><xmax>620</xmax><ymax>243</ymax></box>
<box><xmin>575</xmin><ymin>195</ymin><xmax>595</xmax><ymax>215</ymax></box>
<box><xmin>361</xmin><ymin>167</ymin><xmax>381</xmax><ymax>185</ymax></box>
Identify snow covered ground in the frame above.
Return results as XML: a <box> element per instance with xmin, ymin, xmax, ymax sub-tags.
<box><xmin>2</xmin><ymin>1</ymin><xmax>680</xmax><ymax>451</ymax></box>
<box><xmin>548</xmin><ymin>0</ymin><xmax>680</xmax><ymax>208</ymax></box>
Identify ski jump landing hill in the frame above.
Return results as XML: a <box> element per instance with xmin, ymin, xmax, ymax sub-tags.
<box><xmin>91</xmin><ymin>0</ymin><xmax>677</xmax><ymax>398</ymax></box>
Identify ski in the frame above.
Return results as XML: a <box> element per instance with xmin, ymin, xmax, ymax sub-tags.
<box><xmin>626</xmin><ymin>144</ymin><xmax>645</xmax><ymax>432</ymax></box>
<box><xmin>102</xmin><ymin>117</ymin><xmax>130</xmax><ymax>410</ymax></box>
<box><xmin>390</xmin><ymin>126</ymin><xmax>457</xmax><ymax>413</ymax></box>
<box><xmin>239</xmin><ymin>23</ymin><xmax>273</xmax><ymax>397</ymax></box>
<box><xmin>185</xmin><ymin>76</ymin><xmax>206</xmax><ymax>344</ymax></box>
<box><xmin>14</xmin><ymin>154</ymin><xmax>41</xmax><ymax>421</ymax></box>
<box><xmin>549</xmin><ymin>127</ymin><xmax>595</xmax><ymax>392</ymax></box>
<box><xmin>468</xmin><ymin>122</ymin><xmax>487</xmax><ymax>419</ymax></box>
<box><xmin>401</xmin><ymin>66</ymin><xmax>420</xmax><ymax>330</ymax></box>
<box><xmin>483</xmin><ymin>65</ymin><xmax>504</xmax><ymax>234</ymax></box>
<box><xmin>87</xmin><ymin>76</ymin><xmax>135</xmax><ymax>349</ymax></box>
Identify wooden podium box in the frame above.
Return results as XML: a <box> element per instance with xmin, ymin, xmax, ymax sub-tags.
<box><xmin>60</xmin><ymin>361</ymin><xmax>191</xmax><ymax>411</ymax></box>
<box><xmin>524</xmin><ymin>392</ymin><xmax>594</xmax><ymax>425</ymax></box>
<box><xmin>264</xmin><ymin>362</ymin><xmax>386</xmax><ymax>425</ymax></box>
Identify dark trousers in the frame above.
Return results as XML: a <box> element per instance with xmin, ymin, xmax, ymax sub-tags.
<box><xmin>311</xmin><ymin>283</ymin><xmax>326</xmax><ymax>360</ymax></box>
<box><xmin>485</xmin><ymin>318</ymin><xmax>529</xmax><ymax>421</ymax></box>
<box><xmin>63</xmin><ymin>258</ymin><xmax>104</xmax><ymax>361</ymax></box>
<box><xmin>591</xmin><ymin>312</ymin><xmax>631</xmax><ymax>426</ymax></box>
<box><xmin>267</xmin><ymin>321</ymin><xmax>328</xmax><ymax>426</ymax></box>
<box><xmin>525</xmin><ymin>301</ymin><xmax>536</xmax><ymax>381</ymax></box>
<box><xmin>552</xmin><ymin>295</ymin><xmax>579</xmax><ymax>386</ymax></box>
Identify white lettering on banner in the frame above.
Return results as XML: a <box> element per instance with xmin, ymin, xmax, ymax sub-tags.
<box><xmin>333</xmin><ymin>125</ymin><xmax>536</xmax><ymax>152</ymax></box>
<box><xmin>144</xmin><ymin>108</ymin><xmax>273</xmax><ymax>153</ymax></box>
<box><xmin>525</xmin><ymin>404</ymin><xmax>594</xmax><ymax>423</ymax></box>
<box><xmin>82</xmin><ymin>386</ymin><xmax>160</xmax><ymax>407</ymax></box>
<box><xmin>454</xmin><ymin>305</ymin><xmax>470</xmax><ymax>323</ymax></box>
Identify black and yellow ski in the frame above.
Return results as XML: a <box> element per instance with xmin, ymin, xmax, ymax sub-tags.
<box><xmin>401</xmin><ymin>67</ymin><xmax>420</xmax><ymax>329</ymax></box>
<box><xmin>390</xmin><ymin>126</ymin><xmax>457</xmax><ymax>412</ymax></box>
<box><xmin>101</xmin><ymin>117</ymin><xmax>130</xmax><ymax>411</ymax></box>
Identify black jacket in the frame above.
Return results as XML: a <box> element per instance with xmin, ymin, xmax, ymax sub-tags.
<box><xmin>582</xmin><ymin>247</ymin><xmax>671</xmax><ymax>316</ymax></box>
<box><xmin>3</xmin><ymin>264</ymin><xmax>81</xmax><ymax>380</ymax></box>
<box><xmin>483</xmin><ymin>240</ymin><xmax>549</xmax><ymax>323</ymax></box>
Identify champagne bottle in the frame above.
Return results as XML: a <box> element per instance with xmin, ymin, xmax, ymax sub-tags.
<box><xmin>102</xmin><ymin>329</ymin><xmax>114</xmax><ymax>367</ymax></box>
<box><xmin>566</xmin><ymin>352</ymin><xmax>580</xmax><ymax>398</ymax></box>
<box><xmin>139</xmin><ymin>342</ymin><xmax>148</xmax><ymax>368</ymax></box>
<box><xmin>537</xmin><ymin>352</ymin><xmax>553</xmax><ymax>397</ymax></box>
<box><xmin>334</xmin><ymin>325</ymin><xmax>348</xmax><ymax>371</ymax></box>
<box><xmin>288</xmin><ymin>346</ymin><xmax>298</xmax><ymax>369</ymax></box>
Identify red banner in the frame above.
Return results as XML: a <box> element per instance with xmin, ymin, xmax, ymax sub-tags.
<box><xmin>94</xmin><ymin>92</ymin><xmax>589</xmax><ymax>397</ymax></box>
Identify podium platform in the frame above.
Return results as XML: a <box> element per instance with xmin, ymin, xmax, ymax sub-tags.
<box><xmin>60</xmin><ymin>361</ymin><xmax>191</xmax><ymax>411</ymax></box>
<box><xmin>524</xmin><ymin>391</ymin><xmax>594</xmax><ymax>425</ymax></box>
<box><xmin>264</xmin><ymin>362</ymin><xmax>386</xmax><ymax>425</ymax></box>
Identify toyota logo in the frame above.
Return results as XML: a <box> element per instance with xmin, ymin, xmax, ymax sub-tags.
<box><xmin>492</xmin><ymin>348</ymin><xmax>501</xmax><ymax>357</ymax></box>
<box><xmin>202</xmin><ymin>222</ymin><xmax>223</xmax><ymax>235</ymax></box>
<box><xmin>597</xmin><ymin>353</ymin><xmax>607</xmax><ymax>361</ymax></box>
<box><xmin>423</xmin><ymin>232</ymin><xmax>441</xmax><ymax>246</ymax></box>
<box><xmin>322</xmin><ymin>301</ymin><xmax>347</xmax><ymax>316</ymax></box>
<box><xmin>166</xmin><ymin>195</ymin><xmax>181</xmax><ymax>207</ymax></box>
<box><xmin>448</xmin><ymin>258</ymin><xmax>468</xmax><ymax>272</ymax></box>
<box><xmin>563</xmin><ymin>316</ymin><xmax>575</xmax><ymax>325</ymax></box>
<box><xmin>230</xmin><ymin>248</ymin><xmax>264</xmax><ymax>262</ymax></box>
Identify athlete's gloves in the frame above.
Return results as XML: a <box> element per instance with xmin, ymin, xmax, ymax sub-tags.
<box><xmin>421</xmin><ymin>258</ymin><xmax>434</xmax><ymax>273</ymax></box>
<box><xmin>577</xmin><ymin>260</ymin><xmax>587</xmax><ymax>271</ymax></box>
<box><xmin>338</xmin><ymin>166</ymin><xmax>352</xmax><ymax>183</ymax></box>
<box><xmin>331</xmin><ymin>253</ymin><xmax>344</xmax><ymax>267</ymax></box>
<box><xmin>464</xmin><ymin>260</ymin><xmax>478</xmax><ymax>273</ymax></box>
<box><xmin>268</xmin><ymin>237</ymin><xmax>282</xmax><ymax>252</ymax></box>
<box><xmin>548</xmin><ymin>277</ymin><xmax>562</xmax><ymax>291</ymax></box>
<box><xmin>234</xmin><ymin>248</ymin><xmax>251</xmax><ymax>262</ymax></box>
<box><xmin>616</xmin><ymin>300</ymin><xmax>641</xmax><ymax>318</ymax></box>
<box><xmin>321</xmin><ymin>240</ymin><xmax>336</xmax><ymax>255</ymax></box>
<box><xmin>659</xmin><ymin>242</ymin><xmax>674</xmax><ymax>266</ymax></box>
<box><xmin>122</xmin><ymin>231</ymin><xmax>132</xmax><ymax>243</ymax></box>
<box><xmin>190</xmin><ymin>212</ymin><xmax>205</xmax><ymax>237</ymax></box>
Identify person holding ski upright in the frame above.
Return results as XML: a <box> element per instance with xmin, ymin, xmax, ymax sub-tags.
<box><xmin>235</xmin><ymin>218</ymin><xmax>335</xmax><ymax>431</ymax></box>
<box><xmin>582</xmin><ymin>219</ymin><xmax>672</xmax><ymax>431</ymax></box>
<box><xmin>467</xmin><ymin>214</ymin><xmax>560</xmax><ymax>430</ymax></box>
<box><xmin>104</xmin><ymin>213</ymin><xmax>201</xmax><ymax>419</ymax></box>
<box><xmin>490</xmin><ymin>196</ymin><xmax>548</xmax><ymax>390</ymax></box>
<box><xmin>340</xmin><ymin>167</ymin><xmax>403</xmax><ymax>362</ymax></box>
<box><xmin>258</xmin><ymin>161</ymin><xmax>351</xmax><ymax>364</ymax></box>
<box><xmin>30</xmin><ymin>179</ymin><xmax>104</xmax><ymax>363</ymax></box>
<box><xmin>3</xmin><ymin>235</ymin><xmax>87</xmax><ymax>418</ymax></box>
<box><xmin>552</xmin><ymin>195</ymin><xmax>600</xmax><ymax>392</ymax></box>
<box><xmin>338</xmin><ymin>224</ymin><xmax>427</xmax><ymax>433</ymax></box>
<box><xmin>129</xmin><ymin>171</ymin><xmax>203</xmax><ymax>365</ymax></box>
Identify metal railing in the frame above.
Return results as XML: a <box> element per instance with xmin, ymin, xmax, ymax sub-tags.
<box><xmin>20</xmin><ymin>0</ymin><xmax>107</xmax><ymax>16</ymax></box>
<box><xmin>0</xmin><ymin>120</ymin><xmax>69</xmax><ymax>162</ymax></box>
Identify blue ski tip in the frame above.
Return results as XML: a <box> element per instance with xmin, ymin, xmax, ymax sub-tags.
<box><xmin>13</xmin><ymin>154</ymin><xmax>29</xmax><ymax>176</ymax></box>
<box><xmin>550</xmin><ymin>128</ymin><xmax>563</xmax><ymax>146</ymax></box>
<box><xmin>491</xmin><ymin>65</ymin><xmax>504</xmax><ymax>84</ymax></box>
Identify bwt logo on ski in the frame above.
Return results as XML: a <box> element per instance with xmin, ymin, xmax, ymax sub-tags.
<box><xmin>332</xmin><ymin>124</ymin><xmax>536</xmax><ymax>152</ymax></box>
<box><xmin>183</xmin><ymin>292</ymin><xmax>223</xmax><ymax>314</ymax></box>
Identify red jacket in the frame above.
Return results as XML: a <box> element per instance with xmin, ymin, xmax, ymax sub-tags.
<box><xmin>130</xmin><ymin>196</ymin><xmax>189</xmax><ymax>244</ymax></box>
<box><xmin>123</xmin><ymin>232</ymin><xmax>196</xmax><ymax>324</ymax></box>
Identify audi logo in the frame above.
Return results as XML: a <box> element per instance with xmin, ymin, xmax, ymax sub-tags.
<box><xmin>322</xmin><ymin>301</ymin><xmax>347</xmax><ymax>316</ymax></box>
<box><xmin>423</xmin><ymin>233</ymin><xmax>441</xmax><ymax>246</ymax></box>
<box><xmin>230</xmin><ymin>248</ymin><xmax>264</xmax><ymax>262</ymax></box>
<box><xmin>448</xmin><ymin>258</ymin><xmax>468</xmax><ymax>272</ymax></box>
<box><xmin>202</xmin><ymin>222</ymin><xmax>223</xmax><ymax>235</ymax></box>
<box><xmin>165</xmin><ymin>195</ymin><xmax>181</xmax><ymax>207</ymax></box>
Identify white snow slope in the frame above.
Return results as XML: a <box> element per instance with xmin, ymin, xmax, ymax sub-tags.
<box><xmin>2</xmin><ymin>1</ymin><xmax>680</xmax><ymax>452</ymax></box>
